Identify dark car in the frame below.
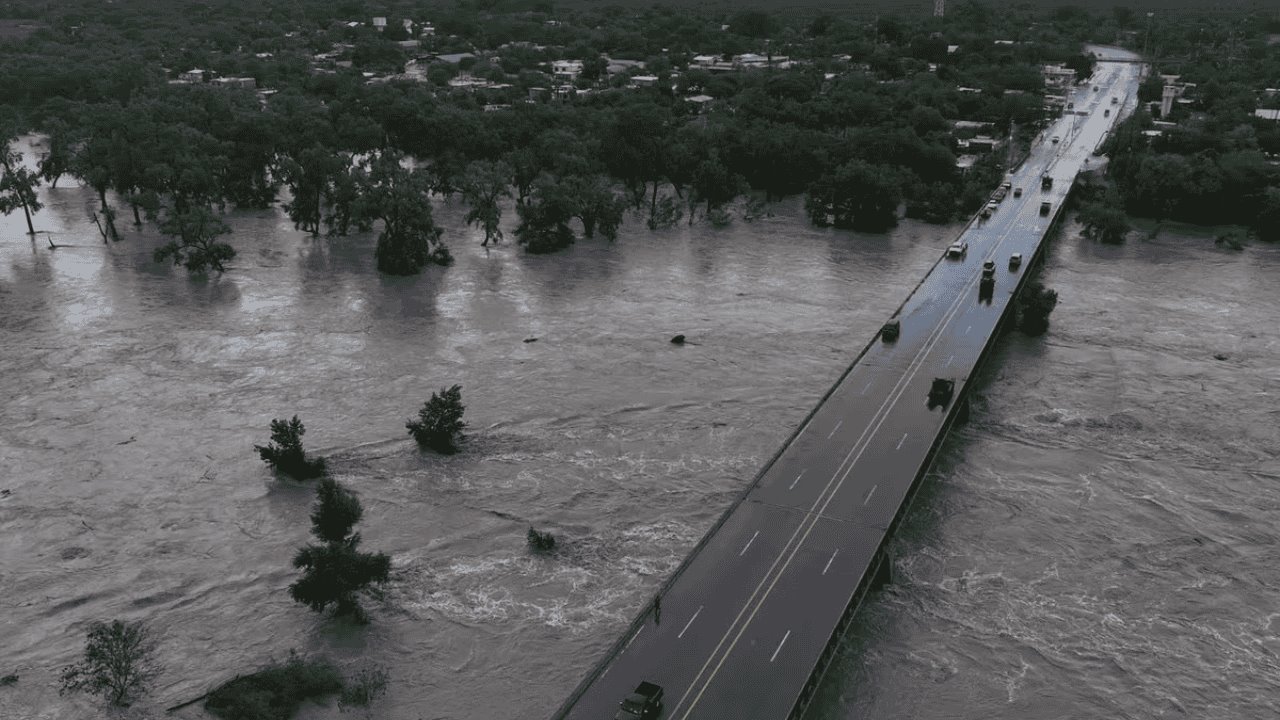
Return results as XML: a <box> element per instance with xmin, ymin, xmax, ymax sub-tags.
<box><xmin>928</xmin><ymin>378</ymin><xmax>955</xmax><ymax>409</ymax></box>
<box><xmin>881</xmin><ymin>320</ymin><xmax>900</xmax><ymax>343</ymax></box>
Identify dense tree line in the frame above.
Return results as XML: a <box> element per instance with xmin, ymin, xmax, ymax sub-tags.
<box><xmin>1097</xmin><ymin>8</ymin><xmax>1280</xmax><ymax>239</ymax></box>
<box><xmin>0</xmin><ymin>0</ymin><xmax>1148</xmax><ymax>271</ymax></box>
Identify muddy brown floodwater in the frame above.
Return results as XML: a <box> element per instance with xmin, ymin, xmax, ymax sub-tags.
<box><xmin>2</xmin><ymin>138</ymin><xmax>1278</xmax><ymax>720</ymax></box>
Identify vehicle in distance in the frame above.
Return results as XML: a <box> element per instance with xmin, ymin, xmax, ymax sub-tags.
<box><xmin>1013</xmin><ymin>187</ymin><xmax>1023</xmax><ymax>197</ymax></box>
<box><xmin>615</xmin><ymin>681</ymin><xmax>663</xmax><ymax>720</ymax></box>
<box><xmin>982</xmin><ymin>259</ymin><xmax>996</xmax><ymax>276</ymax></box>
<box><xmin>1041</xmin><ymin>175</ymin><xmax>1054</xmax><ymax>191</ymax></box>
<box><xmin>1002</xmin><ymin>181</ymin><xmax>1012</xmax><ymax>191</ymax></box>
<box><xmin>947</xmin><ymin>241</ymin><xmax>968</xmax><ymax>258</ymax></box>
<box><xmin>881</xmin><ymin>319</ymin><xmax>900</xmax><ymax>343</ymax></box>
<box><xmin>1009</xmin><ymin>253</ymin><xmax>1023</xmax><ymax>270</ymax></box>
<box><xmin>1111</xmin><ymin>96</ymin><xmax>1119</xmax><ymax>105</ymax></box>
<box><xmin>1067</xmin><ymin>102</ymin><xmax>1074</xmax><ymax>110</ymax></box>
<box><xmin>1052</xmin><ymin>135</ymin><xmax>1061</xmax><ymax>144</ymax></box>
<box><xmin>1104</xmin><ymin>109</ymin><xmax>1110</xmax><ymax>117</ymax></box>
<box><xmin>1040</xmin><ymin>201</ymin><xmax>1051</xmax><ymax>216</ymax></box>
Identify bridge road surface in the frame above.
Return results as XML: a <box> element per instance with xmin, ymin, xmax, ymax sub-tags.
<box><xmin>554</xmin><ymin>55</ymin><xmax>1143</xmax><ymax>720</ymax></box>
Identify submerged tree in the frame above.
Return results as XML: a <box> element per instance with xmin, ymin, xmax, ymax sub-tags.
<box><xmin>60</xmin><ymin>620</ymin><xmax>160</xmax><ymax>707</ymax></box>
<box><xmin>0</xmin><ymin>143</ymin><xmax>44</xmax><ymax>235</ymax></box>
<box><xmin>805</xmin><ymin>160</ymin><xmax>902</xmax><ymax>232</ymax></box>
<box><xmin>254</xmin><ymin>416</ymin><xmax>327</xmax><ymax>480</ymax></box>
<box><xmin>290</xmin><ymin>479</ymin><xmax>391</xmax><ymax>623</ymax></box>
<box><xmin>1077</xmin><ymin>201</ymin><xmax>1131</xmax><ymax>244</ymax></box>
<box><xmin>152</xmin><ymin>206</ymin><xmax>236</xmax><ymax>274</ymax></box>
<box><xmin>461</xmin><ymin>159</ymin><xmax>512</xmax><ymax>247</ymax></box>
<box><xmin>527</xmin><ymin>527</ymin><xmax>556</xmax><ymax>553</ymax></box>
<box><xmin>406</xmin><ymin>385</ymin><xmax>467</xmax><ymax>454</ymax></box>
<box><xmin>515</xmin><ymin>177</ymin><xmax>576</xmax><ymax>253</ymax></box>
<box><xmin>359</xmin><ymin>153</ymin><xmax>451</xmax><ymax>274</ymax></box>
<box><xmin>1017</xmin><ymin>282</ymin><xmax>1059</xmax><ymax>336</ymax></box>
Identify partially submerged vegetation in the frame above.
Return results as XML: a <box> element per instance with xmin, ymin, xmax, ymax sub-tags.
<box><xmin>1090</xmin><ymin>9</ymin><xmax>1280</xmax><ymax>242</ymax></box>
<box><xmin>0</xmin><ymin>0</ymin><xmax>1136</xmax><ymax>271</ymax></box>
<box><xmin>1017</xmin><ymin>282</ymin><xmax>1059</xmax><ymax>336</ymax></box>
<box><xmin>528</xmin><ymin>527</ymin><xmax>557</xmax><ymax>553</ymax></box>
<box><xmin>290</xmin><ymin>479</ymin><xmax>391</xmax><ymax>623</ymax></box>
<box><xmin>59</xmin><ymin>620</ymin><xmax>160</xmax><ymax>708</ymax></box>
<box><xmin>204</xmin><ymin>654</ymin><xmax>343</xmax><ymax>720</ymax></box>
<box><xmin>406</xmin><ymin>385</ymin><xmax>467</xmax><ymax>454</ymax></box>
<box><xmin>254</xmin><ymin>416</ymin><xmax>327</xmax><ymax>480</ymax></box>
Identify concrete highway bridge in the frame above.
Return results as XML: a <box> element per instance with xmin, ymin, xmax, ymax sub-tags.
<box><xmin>551</xmin><ymin>57</ymin><xmax>1145</xmax><ymax>720</ymax></box>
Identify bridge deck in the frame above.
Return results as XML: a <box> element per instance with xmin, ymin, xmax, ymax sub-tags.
<box><xmin>553</xmin><ymin>58</ymin><xmax>1144</xmax><ymax>720</ymax></box>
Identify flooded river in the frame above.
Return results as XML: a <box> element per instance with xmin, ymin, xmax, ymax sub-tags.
<box><xmin>2</xmin><ymin>139</ymin><xmax>1278</xmax><ymax>719</ymax></box>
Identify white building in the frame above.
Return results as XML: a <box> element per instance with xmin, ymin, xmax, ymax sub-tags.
<box><xmin>551</xmin><ymin>59</ymin><xmax>583</xmax><ymax>79</ymax></box>
<box><xmin>178</xmin><ymin>68</ymin><xmax>206</xmax><ymax>82</ymax></box>
<box><xmin>1041</xmin><ymin>64</ymin><xmax>1077</xmax><ymax>88</ymax></box>
<box><xmin>372</xmin><ymin>16</ymin><xmax>387</xmax><ymax>31</ymax></box>
<box><xmin>214</xmin><ymin>77</ymin><xmax>256</xmax><ymax>90</ymax></box>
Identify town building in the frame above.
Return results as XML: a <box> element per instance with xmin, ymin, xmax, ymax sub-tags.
<box><xmin>551</xmin><ymin>59</ymin><xmax>583</xmax><ymax>80</ymax></box>
<box><xmin>213</xmin><ymin>77</ymin><xmax>256</xmax><ymax>90</ymax></box>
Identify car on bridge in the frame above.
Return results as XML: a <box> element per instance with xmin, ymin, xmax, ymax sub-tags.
<box><xmin>880</xmin><ymin>319</ymin><xmax>900</xmax><ymax>343</ymax></box>
<box><xmin>1052</xmin><ymin>135</ymin><xmax>1060</xmax><ymax>144</ymax></box>
<box><xmin>1009</xmin><ymin>253</ymin><xmax>1023</xmax><ymax>270</ymax></box>
<box><xmin>1040</xmin><ymin>201</ymin><xmax>1052</xmax><ymax>216</ymax></box>
<box><xmin>1111</xmin><ymin>96</ymin><xmax>1119</xmax><ymax>105</ymax></box>
<box><xmin>947</xmin><ymin>241</ymin><xmax>968</xmax><ymax>258</ymax></box>
<box><xmin>1013</xmin><ymin>187</ymin><xmax>1023</xmax><ymax>197</ymax></box>
<box><xmin>928</xmin><ymin>378</ymin><xmax>955</xmax><ymax>409</ymax></box>
<box><xmin>615</xmin><ymin>681</ymin><xmax>663</xmax><ymax>720</ymax></box>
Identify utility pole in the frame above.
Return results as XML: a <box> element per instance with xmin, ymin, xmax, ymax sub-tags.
<box><xmin>1007</xmin><ymin>120</ymin><xmax>1017</xmax><ymax>170</ymax></box>
<box><xmin>1144</xmin><ymin>12</ymin><xmax>1154</xmax><ymax>59</ymax></box>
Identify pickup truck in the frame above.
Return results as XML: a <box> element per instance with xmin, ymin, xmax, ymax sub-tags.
<box><xmin>616</xmin><ymin>681</ymin><xmax>663</xmax><ymax>720</ymax></box>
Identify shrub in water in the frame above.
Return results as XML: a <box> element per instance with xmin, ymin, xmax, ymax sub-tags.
<box><xmin>406</xmin><ymin>385</ymin><xmax>467</xmax><ymax>454</ymax></box>
<box><xmin>527</xmin><ymin>527</ymin><xmax>557</xmax><ymax>553</ymax></box>
<box><xmin>204</xmin><ymin>653</ymin><xmax>342</xmax><ymax>720</ymax></box>
<box><xmin>254</xmin><ymin>416</ymin><xmax>326</xmax><ymax>480</ymax></box>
